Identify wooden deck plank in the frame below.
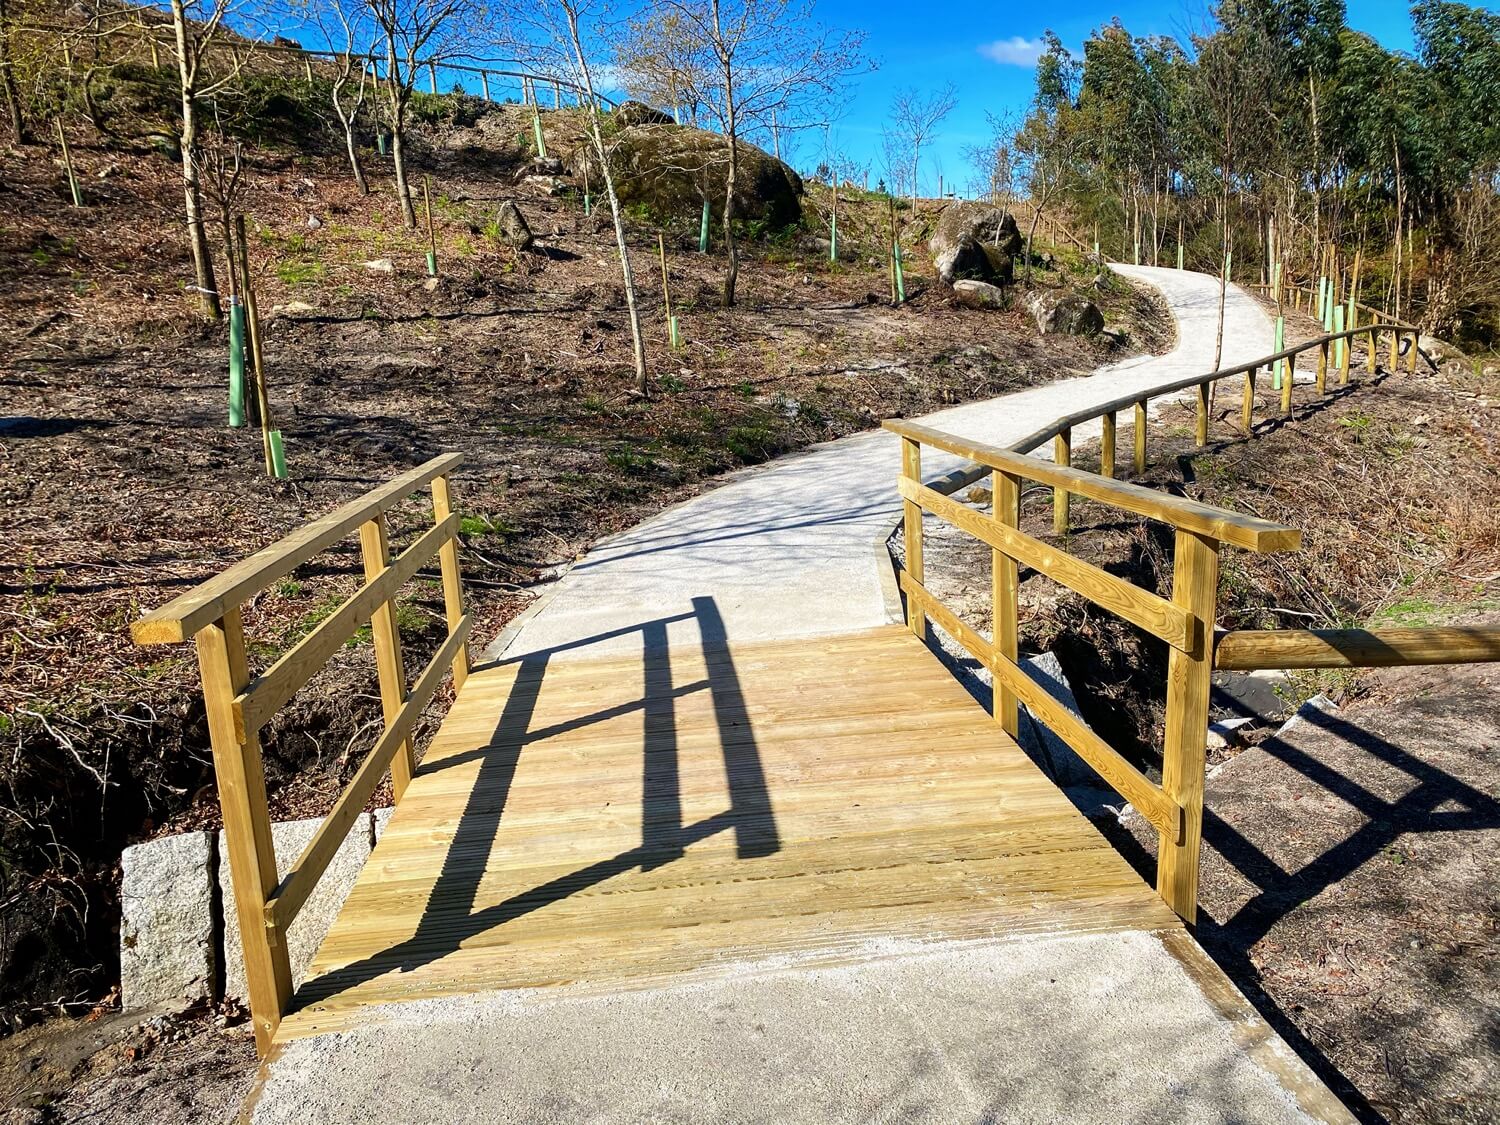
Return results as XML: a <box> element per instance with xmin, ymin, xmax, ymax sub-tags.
<box><xmin>278</xmin><ymin>624</ymin><xmax>1179</xmax><ymax>1042</ymax></box>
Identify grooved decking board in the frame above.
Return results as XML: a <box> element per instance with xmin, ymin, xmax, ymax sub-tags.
<box><xmin>277</xmin><ymin>625</ymin><xmax>1179</xmax><ymax>1040</ymax></box>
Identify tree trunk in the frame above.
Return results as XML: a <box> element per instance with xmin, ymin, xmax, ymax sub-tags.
<box><xmin>722</xmin><ymin>135</ymin><xmax>739</xmax><ymax>306</ymax></box>
<box><xmin>1025</xmin><ymin>210</ymin><xmax>1039</xmax><ymax>284</ymax></box>
<box><xmin>0</xmin><ymin>0</ymin><xmax>28</xmax><ymax>143</ymax></box>
<box><xmin>562</xmin><ymin>5</ymin><xmax>647</xmax><ymax>393</ymax></box>
<box><xmin>172</xmin><ymin>0</ymin><xmax>220</xmax><ymax>320</ymax></box>
<box><xmin>390</xmin><ymin>123</ymin><xmax>416</xmax><ymax>226</ymax></box>
<box><xmin>343</xmin><ymin>118</ymin><xmax>369</xmax><ymax>194</ymax></box>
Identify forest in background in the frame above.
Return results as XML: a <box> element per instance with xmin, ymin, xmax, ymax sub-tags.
<box><xmin>984</xmin><ymin>0</ymin><xmax>1500</xmax><ymax>348</ymax></box>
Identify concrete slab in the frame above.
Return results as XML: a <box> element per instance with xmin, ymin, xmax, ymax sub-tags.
<box><xmin>490</xmin><ymin>267</ymin><xmax>1273</xmax><ymax>664</ymax></box>
<box><xmin>220</xmin><ymin>815</ymin><xmax>373</xmax><ymax>1001</ymax></box>
<box><xmin>248</xmin><ymin>931</ymin><xmax>1347</xmax><ymax>1124</ymax></box>
<box><xmin>119</xmin><ymin>830</ymin><xmax>216</xmax><ymax>1010</ymax></box>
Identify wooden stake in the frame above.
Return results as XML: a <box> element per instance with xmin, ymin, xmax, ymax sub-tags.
<box><xmin>423</xmin><ymin>176</ymin><xmax>437</xmax><ymax>275</ymax></box>
<box><xmin>900</xmin><ymin>437</ymin><xmax>925</xmax><ymax>640</ymax></box>
<box><xmin>233</xmin><ymin>215</ymin><xmax>275</xmax><ymax>474</ymax></box>
<box><xmin>1134</xmin><ymin>399</ymin><xmax>1148</xmax><ymax>474</ymax></box>
<box><xmin>56</xmin><ymin>118</ymin><xmax>82</xmax><ymax>207</ymax></box>
<box><xmin>657</xmin><ymin>232</ymin><xmax>674</xmax><ymax>344</ymax></box>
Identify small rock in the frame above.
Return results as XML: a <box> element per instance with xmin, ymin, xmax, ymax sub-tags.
<box><xmin>96</xmin><ymin>163</ymin><xmax>121</xmax><ymax>179</ymax></box>
<box><xmin>492</xmin><ymin>201</ymin><xmax>533</xmax><ymax>250</ymax></box>
<box><xmin>306</xmin><ymin>214</ymin><xmax>322</xmax><ymax>230</ymax></box>
<box><xmin>521</xmin><ymin>174</ymin><xmax>566</xmax><ymax>196</ymax></box>
<box><xmin>1206</xmin><ymin>716</ymin><xmax>1255</xmax><ymax>750</ymax></box>
<box><xmin>364</xmin><ymin>258</ymin><xmax>396</xmax><ymax>274</ymax></box>
<box><xmin>422</xmin><ymin>276</ymin><xmax>441</xmax><ymax>292</ymax></box>
<box><xmin>269</xmin><ymin>300</ymin><xmax>316</xmax><ymax>317</ymax></box>
<box><xmin>1411</xmin><ymin>414</ymin><xmax>1431</xmax><ymax>427</ymax></box>
<box><xmin>953</xmin><ymin>279</ymin><xmax>1007</xmax><ymax>310</ymax></box>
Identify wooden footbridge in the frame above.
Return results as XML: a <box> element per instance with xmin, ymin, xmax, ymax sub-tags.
<box><xmin>132</xmin><ymin>315</ymin><xmax>1500</xmax><ymax>1082</ymax></box>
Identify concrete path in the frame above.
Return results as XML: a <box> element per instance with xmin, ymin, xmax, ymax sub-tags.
<box><xmin>495</xmin><ymin>265</ymin><xmax>1272</xmax><ymax>661</ymax></box>
<box><xmin>245</xmin><ymin>269</ymin><xmax>1349</xmax><ymax>1123</ymax></box>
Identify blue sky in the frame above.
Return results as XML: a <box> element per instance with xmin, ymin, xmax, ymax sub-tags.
<box><xmin>796</xmin><ymin>0</ymin><xmax>1442</xmax><ymax>194</ymax></box>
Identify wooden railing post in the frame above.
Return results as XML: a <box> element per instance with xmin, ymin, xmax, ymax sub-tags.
<box><xmin>1156</xmin><ymin>529</ymin><xmax>1220</xmax><ymax>923</ymax></box>
<box><xmin>1101</xmin><ymin>411</ymin><xmax>1116</xmax><ymax>479</ymax></box>
<box><xmin>360</xmin><ymin>514</ymin><xmax>416</xmax><ymax>800</ymax></box>
<box><xmin>1339</xmin><ymin>331</ymin><xmax>1351</xmax><ymax>385</ymax></box>
<box><xmin>901</xmin><ymin>436</ymin><xmax>926</xmax><ymax>640</ymax></box>
<box><xmin>1240</xmin><ymin>367</ymin><xmax>1256</xmax><ymax>434</ymax></box>
<box><xmin>1053</xmin><ymin>428</ymin><xmax>1071</xmax><ymax>535</ymax></box>
<box><xmin>1133</xmin><ymin>400</ymin><xmax>1147</xmax><ymax>475</ymax></box>
<box><xmin>1315</xmin><ymin>339</ymin><xmax>1328</xmax><ymax>394</ymax></box>
<box><xmin>1388</xmin><ymin>327</ymin><xmax>1399</xmax><ymax>371</ymax></box>
<box><xmin>1280</xmin><ymin>355</ymin><xmax>1294</xmax><ymax>415</ymax></box>
<box><xmin>430</xmin><ymin>475</ymin><xmax>470</xmax><ymax>693</ymax></box>
<box><xmin>1367</xmin><ymin>328</ymin><xmax>1378</xmax><ymax>375</ymax></box>
<box><xmin>1407</xmin><ymin>330</ymin><xmax>1420</xmax><ymax>373</ymax></box>
<box><xmin>194</xmin><ymin>609</ymin><xmax>292</xmax><ymax>1053</ymax></box>
<box><xmin>1194</xmin><ymin>381</ymin><xmax>1210</xmax><ymax>446</ymax></box>
<box><xmin>992</xmin><ymin>470</ymin><xmax>1021</xmax><ymax>737</ymax></box>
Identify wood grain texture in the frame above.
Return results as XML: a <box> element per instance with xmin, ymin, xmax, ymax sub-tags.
<box><xmin>1215</xmin><ymin>626</ymin><xmax>1500</xmax><ymax>669</ymax></box>
<box><xmin>898</xmin><ymin>479</ymin><xmax>1194</xmax><ymax>651</ymax></box>
<box><xmin>277</xmin><ymin>625</ymin><xmax>1179</xmax><ymax>1041</ymax></box>
<box><xmin>883</xmin><ymin>419</ymin><xmax>1300</xmax><ymax>553</ymax></box>
<box><xmin>1156</xmin><ymin>530</ymin><xmax>1219</xmax><ymax>923</ymax></box>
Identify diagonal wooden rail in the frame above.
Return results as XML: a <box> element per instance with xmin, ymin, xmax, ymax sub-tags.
<box><xmin>132</xmin><ymin>454</ymin><xmax>470</xmax><ymax>1054</ymax></box>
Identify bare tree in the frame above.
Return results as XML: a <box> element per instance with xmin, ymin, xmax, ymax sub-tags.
<box><xmin>520</xmin><ymin>0</ymin><xmax>649</xmax><ymax>393</ymax></box>
<box><xmin>619</xmin><ymin>0</ymin><xmax>866</xmax><ymax>307</ymax></box>
<box><xmin>363</xmin><ymin>0</ymin><xmax>479</xmax><ymax>226</ymax></box>
<box><xmin>166</xmin><ymin>0</ymin><xmax>253</xmax><ymax>320</ymax></box>
<box><xmin>1014</xmin><ymin>103</ymin><xmax>1080</xmax><ymax>282</ymax></box>
<box><xmin>888</xmin><ymin>82</ymin><xmax>956</xmax><ymax>212</ymax></box>
<box><xmin>299</xmin><ymin>0</ymin><xmax>376</xmax><ymax>193</ymax></box>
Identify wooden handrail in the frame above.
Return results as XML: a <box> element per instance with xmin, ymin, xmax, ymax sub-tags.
<box><xmin>1001</xmin><ymin>319</ymin><xmax>1416</xmax><ymax>460</ymax></box>
<box><xmin>885</xmin><ymin>424</ymin><xmax>1300</xmax><ymax>922</ymax></box>
<box><xmin>132</xmin><ymin>454</ymin><xmax>462</xmax><ymax>644</ymax></box>
<box><xmin>131</xmin><ymin>455</ymin><xmax>470</xmax><ymax>1056</ymax></box>
<box><xmin>1215</xmin><ymin>626</ymin><xmax>1500</xmax><ymax>670</ymax></box>
<box><xmin>884</xmin><ymin>419</ymin><xmax>1301</xmax><ymax>553</ymax></box>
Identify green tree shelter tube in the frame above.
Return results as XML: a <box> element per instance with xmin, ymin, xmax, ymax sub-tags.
<box><xmin>699</xmin><ymin>198</ymin><xmax>710</xmax><ymax>253</ymax></box>
<box><xmin>893</xmin><ymin>242</ymin><xmax>906</xmax><ymax>304</ymax></box>
<box><xmin>228</xmin><ymin>297</ymin><xmax>247</xmax><ymax>428</ymax></box>
<box><xmin>269</xmin><ymin>430</ymin><xmax>288</xmax><ymax>479</ymax></box>
<box><xmin>1333</xmin><ymin>305</ymin><xmax>1346</xmax><ymax>368</ymax></box>
<box><xmin>532</xmin><ymin>111</ymin><xmax>547</xmax><ymax>159</ymax></box>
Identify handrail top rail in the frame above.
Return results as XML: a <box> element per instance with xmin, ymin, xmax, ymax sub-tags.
<box><xmin>1003</xmin><ymin>320</ymin><xmax>1415</xmax><ymax>458</ymax></box>
<box><xmin>884</xmin><ymin>419</ymin><xmax>1300</xmax><ymax>553</ymax></box>
<box><xmin>132</xmin><ymin>453</ymin><xmax>463</xmax><ymax>646</ymax></box>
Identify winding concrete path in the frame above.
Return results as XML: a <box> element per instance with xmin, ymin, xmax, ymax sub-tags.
<box><xmin>496</xmin><ymin>265</ymin><xmax>1273</xmax><ymax>661</ymax></box>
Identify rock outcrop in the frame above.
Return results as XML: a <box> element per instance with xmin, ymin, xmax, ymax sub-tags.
<box><xmin>1026</xmin><ymin>290</ymin><xmax>1105</xmax><ymax>336</ymax></box>
<box><xmin>575</xmin><ymin>123</ymin><xmax>803</xmax><ymax>228</ymax></box>
<box><xmin>929</xmin><ymin>202</ymin><xmax>1023</xmax><ymax>286</ymax></box>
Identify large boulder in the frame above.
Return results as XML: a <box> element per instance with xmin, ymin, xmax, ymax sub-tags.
<box><xmin>575</xmin><ymin>123</ymin><xmax>803</xmax><ymax>229</ymax></box>
<box><xmin>929</xmin><ymin>202</ymin><xmax>1023</xmax><ymax>286</ymax></box>
<box><xmin>1026</xmin><ymin>290</ymin><xmax>1104</xmax><ymax>336</ymax></box>
<box><xmin>614</xmin><ymin>99</ymin><xmax>674</xmax><ymax>128</ymax></box>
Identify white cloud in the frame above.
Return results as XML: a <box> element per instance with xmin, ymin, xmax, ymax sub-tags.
<box><xmin>978</xmin><ymin>37</ymin><xmax>1046</xmax><ymax>67</ymax></box>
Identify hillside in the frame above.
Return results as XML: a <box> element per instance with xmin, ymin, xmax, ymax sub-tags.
<box><xmin>0</xmin><ymin>58</ymin><xmax>1169</xmax><ymax>1029</ymax></box>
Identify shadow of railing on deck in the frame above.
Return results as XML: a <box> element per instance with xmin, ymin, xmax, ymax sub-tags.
<box><xmin>293</xmin><ymin>595</ymin><xmax>779</xmax><ymax>1009</ymax></box>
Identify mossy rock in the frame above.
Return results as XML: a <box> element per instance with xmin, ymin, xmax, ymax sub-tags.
<box><xmin>576</xmin><ymin>122</ymin><xmax>803</xmax><ymax>229</ymax></box>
